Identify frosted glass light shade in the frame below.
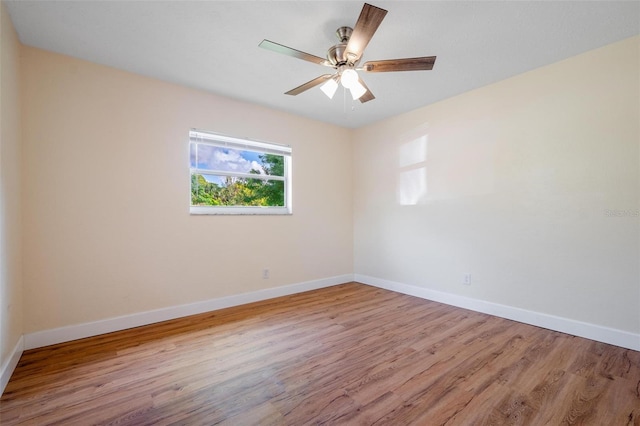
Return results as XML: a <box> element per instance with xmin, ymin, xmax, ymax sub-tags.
<box><xmin>350</xmin><ymin>80</ymin><xmax>367</xmax><ymax>100</ymax></box>
<box><xmin>340</xmin><ymin>69</ymin><xmax>359</xmax><ymax>89</ymax></box>
<box><xmin>320</xmin><ymin>77</ymin><xmax>339</xmax><ymax>99</ymax></box>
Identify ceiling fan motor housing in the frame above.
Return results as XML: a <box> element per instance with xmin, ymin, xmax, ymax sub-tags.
<box><xmin>327</xmin><ymin>26</ymin><xmax>355</xmax><ymax>66</ymax></box>
<box><xmin>327</xmin><ymin>43</ymin><xmax>347</xmax><ymax>66</ymax></box>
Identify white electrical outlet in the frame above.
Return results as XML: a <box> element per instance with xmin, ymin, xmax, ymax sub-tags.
<box><xmin>262</xmin><ymin>269</ymin><xmax>270</xmax><ymax>279</ymax></box>
<box><xmin>463</xmin><ymin>273</ymin><xmax>471</xmax><ymax>285</ymax></box>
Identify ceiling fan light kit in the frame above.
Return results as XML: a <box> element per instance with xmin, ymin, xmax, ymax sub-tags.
<box><xmin>259</xmin><ymin>3</ymin><xmax>436</xmax><ymax>104</ymax></box>
<box><xmin>320</xmin><ymin>76</ymin><xmax>339</xmax><ymax>99</ymax></box>
<box><xmin>340</xmin><ymin>68</ymin><xmax>358</xmax><ymax>88</ymax></box>
<box><xmin>349</xmin><ymin>80</ymin><xmax>368</xmax><ymax>101</ymax></box>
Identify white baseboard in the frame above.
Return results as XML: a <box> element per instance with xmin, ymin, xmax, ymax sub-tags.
<box><xmin>355</xmin><ymin>274</ymin><xmax>640</xmax><ymax>351</ymax></box>
<box><xmin>1</xmin><ymin>335</ymin><xmax>24</xmax><ymax>395</ymax></box>
<box><xmin>24</xmin><ymin>274</ymin><xmax>353</xmax><ymax>350</ymax></box>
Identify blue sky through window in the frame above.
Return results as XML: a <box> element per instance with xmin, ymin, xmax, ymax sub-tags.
<box><xmin>190</xmin><ymin>144</ymin><xmax>266</xmax><ymax>173</ymax></box>
<box><xmin>190</xmin><ymin>143</ymin><xmax>282</xmax><ymax>186</ymax></box>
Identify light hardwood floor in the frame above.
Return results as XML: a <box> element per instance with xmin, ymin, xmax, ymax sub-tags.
<box><xmin>1</xmin><ymin>283</ymin><xmax>639</xmax><ymax>425</ymax></box>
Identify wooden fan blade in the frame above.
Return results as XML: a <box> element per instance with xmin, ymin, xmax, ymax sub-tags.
<box><xmin>259</xmin><ymin>40</ymin><xmax>330</xmax><ymax>66</ymax></box>
<box><xmin>358</xmin><ymin>77</ymin><xmax>375</xmax><ymax>103</ymax></box>
<box><xmin>345</xmin><ymin>3</ymin><xmax>388</xmax><ymax>63</ymax></box>
<box><xmin>363</xmin><ymin>56</ymin><xmax>437</xmax><ymax>72</ymax></box>
<box><xmin>285</xmin><ymin>74</ymin><xmax>334</xmax><ymax>96</ymax></box>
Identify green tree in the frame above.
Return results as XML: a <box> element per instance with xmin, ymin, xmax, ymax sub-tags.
<box><xmin>191</xmin><ymin>174</ymin><xmax>220</xmax><ymax>206</ymax></box>
<box><xmin>250</xmin><ymin>154</ymin><xmax>285</xmax><ymax>206</ymax></box>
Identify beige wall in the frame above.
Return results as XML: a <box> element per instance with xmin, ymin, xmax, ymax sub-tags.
<box><xmin>0</xmin><ymin>2</ymin><xmax>23</xmax><ymax>371</ymax></box>
<box><xmin>21</xmin><ymin>47</ymin><xmax>353</xmax><ymax>333</ymax></box>
<box><xmin>353</xmin><ymin>36</ymin><xmax>640</xmax><ymax>334</ymax></box>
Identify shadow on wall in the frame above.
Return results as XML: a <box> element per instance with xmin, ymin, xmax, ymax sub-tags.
<box><xmin>396</xmin><ymin>122</ymin><xmax>496</xmax><ymax>206</ymax></box>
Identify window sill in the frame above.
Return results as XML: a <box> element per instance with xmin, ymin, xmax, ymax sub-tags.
<box><xmin>190</xmin><ymin>206</ymin><xmax>292</xmax><ymax>215</ymax></box>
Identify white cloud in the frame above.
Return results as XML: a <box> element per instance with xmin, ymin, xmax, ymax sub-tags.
<box><xmin>250</xmin><ymin>161</ymin><xmax>265</xmax><ymax>175</ymax></box>
<box><xmin>197</xmin><ymin>146</ymin><xmax>256</xmax><ymax>174</ymax></box>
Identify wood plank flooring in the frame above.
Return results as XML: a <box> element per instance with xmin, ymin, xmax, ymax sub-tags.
<box><xmin>1</xmin><ymin>283</ymin><xmax>639</xmax><ymax>425</ymax></box>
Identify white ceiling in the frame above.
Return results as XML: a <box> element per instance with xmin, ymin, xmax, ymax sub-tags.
<box><xmin>5</xmin><ymin>1</ymin><xmax>640</xmax><ymax>129</ymax></box>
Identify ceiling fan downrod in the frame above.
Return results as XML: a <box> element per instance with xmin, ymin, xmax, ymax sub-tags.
<box><xmin>336</xmin><ymin>26</ymin><xmax>353</xmax><ymax>43</ymax></box>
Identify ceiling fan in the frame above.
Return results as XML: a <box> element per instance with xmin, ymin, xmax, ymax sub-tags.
<box><xmin>259</xmin><ymin>3</ymin><xmax>436</xmax><ymax>103</ymax></box>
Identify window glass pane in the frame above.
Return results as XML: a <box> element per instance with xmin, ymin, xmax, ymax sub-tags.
<box><xmin>190</xmin><ymin>143</ymin><xmax>196</xmax><ymax>168</ymax></box>
<box><xmin>193</xmin><ymin>144</ymin><xmax>284</xmax><ymax>177</ymax></box>
<box><xmin>191</xmin><ymin>173</ymin><xmax>285</xmax><ymax>207</ymax></box>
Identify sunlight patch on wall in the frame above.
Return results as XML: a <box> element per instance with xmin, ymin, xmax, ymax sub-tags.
<box><xmin>395</xmin><ymin>120</ymin><xmax>496</xmax><ymax>205</ymax></box>
<box><xmin>397</xmin><ymin>124</ymin><xmax>429</xmax><ymax>206</ymax></box>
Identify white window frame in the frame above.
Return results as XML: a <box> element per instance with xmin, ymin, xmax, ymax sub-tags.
<box><xmin>189</xmin><ymin>129</ymin><xmax>292</xmax><ymax>215</ymax></box>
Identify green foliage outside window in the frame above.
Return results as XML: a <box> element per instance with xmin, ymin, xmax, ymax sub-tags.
<box><xmin>191</xmin><ymin>154</ymin><xmax>285</xmax><ymax>207</ymax></box>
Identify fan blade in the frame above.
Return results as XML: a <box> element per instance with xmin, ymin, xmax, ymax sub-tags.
<box><xmin>259</xmin><ymin>40</ymin><xmax>330</xmax><ymax>66</ymax></box>
<box><xmin>363</xmin><ymin>56</ymin><xmax>437</xmax><ymax>72</ymax></box>
<box><xmin>285</xmin><ymin>74</ymin><xmax>334</xmax><ymax>96</ymax></box>
<box><xmin>345</xmin><ymin>3</ymin><xmax>388</xmax><ymax>63</ymax></box>
<box><xmin>358</xmin><ymin>77</ymin><xmax>375</xmax><ymax>103</ymax></box>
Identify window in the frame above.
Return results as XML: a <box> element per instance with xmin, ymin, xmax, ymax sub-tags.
<box><xmin>189</xmin><ymin>130</ymin><xmax>292</xmax><ymax>215</ymax></box>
